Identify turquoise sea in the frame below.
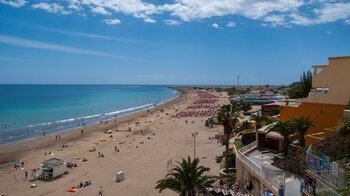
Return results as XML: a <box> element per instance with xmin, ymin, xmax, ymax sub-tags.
<box><xmin>0</xmin><ymin>85</ymin><xmax>179</xmax><ymax>145</ymax></box>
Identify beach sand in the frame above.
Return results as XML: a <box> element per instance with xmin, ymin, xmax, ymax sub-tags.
<box><xmin>0</xmin><ymin>88</ymin><xmax>229</xmax><ymax>196</ymax></box>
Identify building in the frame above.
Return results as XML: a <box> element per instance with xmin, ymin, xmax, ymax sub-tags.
<box><xmin>41</xmin><ymin>158</ymin><xmax>65</xmax><ymax>180</ymax></box>
<box><xmin>281</xmin><ymin>56</ymin><xmax>350</xmax><ymax>142</ymax></box>
<box><xmin>261</xmin><ymin>102</ymin><xmax>282</xmax><ymax>116</ymax></box>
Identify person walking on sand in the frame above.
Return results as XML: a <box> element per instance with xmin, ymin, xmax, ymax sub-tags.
<box><xmin>115</xmin><ymin>146</ymin><xmax>117</xmax><ymax>152</ymax></box>
<box><xmin>98</xmin><ymin>186</ymin><xmax>103</xmax><ymax>196</ymax></box>
<box><xmin>81</xmin><ymin>129</ymin><xmax>83</xmax><ymax>134</ymax></box>
<box><xmin>25</xmin><ymin>171</ymin><xmax>28</xmax><ymax>180</ymax></box>
<box><xmin>43</xmin><ymin>130</ymin><xmax>45</xmax><ymax>136</ymax></box>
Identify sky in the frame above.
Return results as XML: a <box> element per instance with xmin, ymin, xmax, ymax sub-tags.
<box><xmin>0</xmin><ymin>0</ymin><xmax>349</xmax><ymax>85</ymax></box>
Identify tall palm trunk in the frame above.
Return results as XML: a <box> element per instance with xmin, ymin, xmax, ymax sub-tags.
<box><xmin>284</xmin><ymin>139</ymin><xmax>290</xmax><ymax>156</ymax></box>
<box><xmin>300</xmin><ymin>135</ymin><xmax>305</xmax><ymax>147</ymax></box>
<box><xmin>225</xmin><ymin>127</ymin><xmax>230</xmax><ymax>173</ymax></box>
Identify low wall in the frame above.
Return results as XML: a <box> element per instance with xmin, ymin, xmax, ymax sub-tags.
<box><xmin>305</xmin><ymin>135</ymin><xmax>323</xmax><ymax>147</ymax></box>
<box><xmin>344</xmin><ymin>110</ymin><xmax>350</xmax><ymax>120</ymax></box>
<box><xmin>235</xmin><ymin>148</ymin><xmax>278</xmax><ymax>195</ymax></box>
<box><xmin>272</xmin><ymin>144</ymin><xmax>305</xmax><ymax>176</ymax></box>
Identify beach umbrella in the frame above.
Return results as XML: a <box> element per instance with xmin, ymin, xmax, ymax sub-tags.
<box><xmin>10</xmin><ymin>160</ymin><xmax>18</xmax><ymax>163</ymax></box>
<box><xmin>31</xmin><ymin>167</ymin><xmax>40</xmax><ymax>172</ymax></box>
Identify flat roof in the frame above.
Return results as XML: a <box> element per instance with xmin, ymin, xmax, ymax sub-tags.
<box><xmin>328</xmin><ymin>56</ymin><xmax>350</xmax><ymax>60</ymax></box>
<box><xmin>42</xmin><ymin>158</ymin><xmax>63</xmax><ymax>167</ymax></box>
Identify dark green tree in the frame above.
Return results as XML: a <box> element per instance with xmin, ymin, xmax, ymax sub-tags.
<box><xmin>267</xmin><ymin>120</ymin><xmax>295</xmax><ymax>156</ymax></box>
<box><xmin>292</xmin><ymin>116</ymin><xmax>314</xmax><ymax>147</ymax></box>
<box><xmin>217</xmin><ymin>104</ymin><xmax>239</xmax><ymax>173</ymax></box>
<box><xmin>250</xmin><ymin>114</ymin><xmax>269</xmax><ymax>130</ymax></box>
<box><xmin>288</xmin><ymin>70</ymin><xmax>312</xmax><ymax>98</ymax></box>
<box><xmin>155</xmin><ymin>157</ymin><xmax>216</xmax><ymax>196</ymax></box>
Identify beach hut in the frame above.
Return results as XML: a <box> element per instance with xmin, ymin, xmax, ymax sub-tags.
<box><xmin>116</xmin><ymin>171</ymin><xmax>125</xmax><ymax>182</ymax></box>
<box><xmin>40</xmin><ymin>158</ymin><xmax>65</xmax><ymax>180</ymax></box>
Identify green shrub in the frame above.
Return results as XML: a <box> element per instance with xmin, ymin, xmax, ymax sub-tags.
<box><xmin>216</xmin><ymin>155</ymin><xmax>223</xmax><ymax>163</ymax></box>
<box><xmin>227</xmin><ymin>153</ymin><xmax>236</xmax><ymax>168</ymax></box>
<box><xmin>242</xmin><ymin>131</ymin><xmax>256</xmax><ymax>145</ymax></box>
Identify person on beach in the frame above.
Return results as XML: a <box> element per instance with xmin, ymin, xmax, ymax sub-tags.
<box><xmin>25</xmin><ymin>171</ymin><xmax>28</xmax><ymax>180</ymax></box>
<box><xmin>98</xmin><ymin>186</ymin><xmax>103</xmax><ymax>196</ymax></box>
<box><xmin>59</xmin><ymin>135</ymin><xmax>60</xmax><ymax>139</ymax></box>
<box><xmin>81</xmin><ymin>130</ymin><xmax>83</xmax><ymax>134</ymax></box>
<box><xmin>56</xmin><ymin>135</ymin><xmax>57</xmax><ymax>140</ymax></box>
<box><xmin>115</xmin><ymin>146</ymin><xmax>117</xmax><ymax>152</ymax></box>
<box><xmin>43</xmin><ymin>131</ymin><xmax>45</xmax><ymax>136</ymax></box>
<box><xmin>98</xmin><ymin>152</ymin><xmax>101</xmax><ymax>158</ymax></box>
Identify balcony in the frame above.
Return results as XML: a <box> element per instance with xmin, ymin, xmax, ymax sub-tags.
<box><xmin>312</xmin><ymin>64</ymin><xmax>329</xmax><ymax>76</ymax></box>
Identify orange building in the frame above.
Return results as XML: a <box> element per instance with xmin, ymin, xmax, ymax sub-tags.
<box><xmin>281</xmin><ymin>56</ymin><xmax>350</xmax><ymax>138</ymax></box>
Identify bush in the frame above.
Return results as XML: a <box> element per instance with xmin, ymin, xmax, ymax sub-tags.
<box><xmin>216</xmin><ymin>155</ymin><xmax>223</xmax><ymax>163</ymax></box>
<box><xmin>227</xmin><ymin>153</ymin><xmax>236</xmax><ymax>168</ymax></box>
<box><xmin>242</xmin><ymin>131</ymin><xmax>256</xmax><ymax>145</ymax></box>
<box><xmin>239</xmin><ymin>121</ymin><xmax>253</xmax><ymax>132</ymax></box>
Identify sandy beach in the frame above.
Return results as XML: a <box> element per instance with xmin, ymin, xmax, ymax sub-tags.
<box><xmin>0</xmin><ymin>88</ymin><xmax>229</xmax><ymax>196</ymax></box>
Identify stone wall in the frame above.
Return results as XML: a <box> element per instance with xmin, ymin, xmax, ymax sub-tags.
<box><xmin>272</xmin><ymin>144</ymin><xmax>305</xmax><ymax>176</ymax></box>
<box><xmin>236</xmin><ymin>155</ymin><xmax>278</xmax><ymax>195</ymax></box>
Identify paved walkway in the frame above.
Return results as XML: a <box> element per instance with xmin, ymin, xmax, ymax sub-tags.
<box><xmin>246</xmin><ymin>149</ymin><xmax>303</xmax><ymax>196</ymax></box>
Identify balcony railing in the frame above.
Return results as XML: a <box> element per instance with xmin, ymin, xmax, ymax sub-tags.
<box><xmin>312</xmin><ymin>64</ymin><xmax>329</xmax><ymax>76</ymax></box>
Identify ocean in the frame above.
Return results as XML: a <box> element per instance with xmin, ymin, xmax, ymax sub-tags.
<box><xmin>0</xmin><ymin>85</ymin><xmax>179</xmax><ymax>145</ymax></box>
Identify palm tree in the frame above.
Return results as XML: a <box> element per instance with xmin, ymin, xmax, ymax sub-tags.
<box><xmin>155</xmin><ymin>157</ymin><xmax>216</xmax><ymax>196</ymax></box>
<box><xmin>292</xmin><ymin>116</ymin><xmax>314</xmax><ymax>147</ymax></box>
<box><xmin>216</xmin><ymin>104</ymin><xmax>238</xmax><ymax>173</ymax></box>
<box><xmin>250</xmin><ymin>114</ymin><xmax>268</xmax><ymax>131</ymax></box>
<box><xmin>267</xmin><ymin>120</ymin><xmax>295</xmax><ymax>156</ymax></box>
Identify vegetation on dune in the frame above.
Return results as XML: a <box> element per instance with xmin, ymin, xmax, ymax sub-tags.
<box><xmin>155</xmin><ymin>157</ymin><xmax>216</xmax><ymax>196</ymax></box>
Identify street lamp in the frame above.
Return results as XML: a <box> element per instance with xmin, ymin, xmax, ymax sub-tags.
<box><xmin>192</xmin><ymin>131</ymin><xmax>198</xmax><ymax>159</ymax></box>
<box><xmin>261</xmin><ymin>150</ymin><xmax>269</xmax><ymax>196</ymax></box>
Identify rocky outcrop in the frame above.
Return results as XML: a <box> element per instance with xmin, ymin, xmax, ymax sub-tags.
<box><xmin>272</xmin><ymin>144</ymin><xmax>305</xmax><ymax>176</ymax></box>
<box><xmin>312</xmin><ymin>122</ymin><xmax>350</xmax><ymax>158</ymax></box>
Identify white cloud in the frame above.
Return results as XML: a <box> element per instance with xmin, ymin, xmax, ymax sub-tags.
<box><xmin>212</xmin><ymin>23</ymin><xmax>219</xmax><ymax>28</ymax></box>
<box><xmin>227</xmin><ymin>21</ymin><xmax>235</xmax><ymax>27</ymax></box>
<box><xmin>345</xmin><ymin>19</ymin><xmax>350</xmax><ymax>24</ymax></box>
<box><xmin>313</xmin><ymin>2</ymin><xmax>350</xmax><ymax>24</ymax></box>
<box><xmin>0</xmin><ymin>34</ymin><xmax>129</xmax><ymax>59</ymax></box>
<box><xmin>159</xmin><ymin>0</ymin><xmax>304</xmax><ymax>21</ymax></box>
<box><xmin>264</xmin><ymin>15</ymin><xmax>286</xmax><ymax>26</ymax></box>
<box><xmin>34</xmin><ymin>26</ymin><xmax>155</xmax><ymax>45</ymax></box>
<box><xmin>2</xmin><ymin>0</ymin><xmax>350</xmax><ymax>27</ymax></box>
<box><xmin>164</xmin><ymin>19</ymin><xmax>180</xmax><ymax>25</ymax></box>
<box><xmin>68</xmin><ymin>4</ymin><xmax>81</xmax><ymax>11</ymax></box>
<box><xmin>32</xmin><ymin>3</ymin><xmax>70</xmax><ymax>15</ymax></box>
<box><xmin>102</xmin><ymin>18</ymin><xmax>121</xmax><ymax>25</ymax></box>
<box><xmin>144</xmin><ymin>18</ymin><xmax>156</xmax><ymax>23</ymax></box>
<box><xmin>91</xmin><ymin>6</ymin><xmax>110</xmax><ymax>15</ymax></box>
<box><xmin>289</xmin><ymin>13</ymin><xmax>313</xmax><ymax>26</ymax></box>
<box><xmin>262</xmin><ymin>23</ymin><xmax>268</xmax><ymax>27</ymax></box>
<box><xmin>0</xmin><ymin>0</ymin><xmax>26</xmax><ymax>7</ymax></box>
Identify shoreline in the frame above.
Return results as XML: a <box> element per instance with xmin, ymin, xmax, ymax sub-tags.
<box><xmin>0</xmin><ymin>87</ymin><xmax>181</xmax><ymax>146</ymax></box>
<box><xmin>0</xmin><ymin>87</ymin><xmax>228</xmax><ymax>196</ymax></box>
<box><xmin>0</xmin><ymin>87</ymin><xmax>185</xmax><ymax>166</ymax></box>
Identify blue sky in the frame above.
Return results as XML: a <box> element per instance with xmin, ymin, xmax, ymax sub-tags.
<box><xmin>0</xmin><ymin>0</ymin><xmax>349</xmax><ymax>85</ymax></box>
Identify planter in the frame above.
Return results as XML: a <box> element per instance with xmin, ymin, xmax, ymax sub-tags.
<box><xmin>219</xmin><ymin>168</ymin><xmax>236</xmax><ymax>178</ymax></box>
